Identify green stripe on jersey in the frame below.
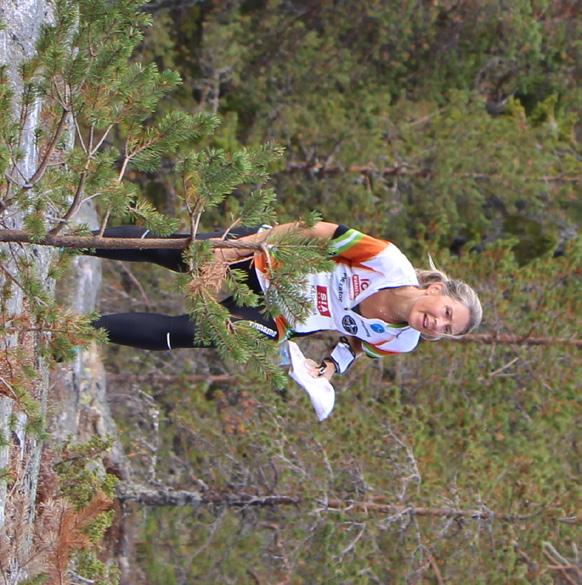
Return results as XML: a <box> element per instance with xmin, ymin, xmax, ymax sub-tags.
<box><xmin>331</xmin><ymin>229</ymin><xmax>364</xmax><ymax>255</ymax></box>
<box><xmin>362</xmin><ymin>342</ymin><xmax>384</xmax><ymax>358</ymax></box>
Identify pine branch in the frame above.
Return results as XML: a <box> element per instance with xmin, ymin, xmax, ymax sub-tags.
<box><xmin>0</xmin><ymin>230</ymin><xmax>266</xmax><ymax>251</ymax></box>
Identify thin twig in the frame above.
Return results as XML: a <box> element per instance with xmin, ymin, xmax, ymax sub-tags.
<box><xmin>338</xmin><ymin>523</ymin><xmax>366</xmax><ymax>559</ymax></box>
<box><xmin>118</xmin><ymin>262</ymin><xmax>152</xmax><ymax>308</ymax></box>
<box><xmin>25</xmin><ymin>107</ymin><xmax>70</xmax><ymax>187</ymax></box>
<box><xmin>489</xmin><ymin>357</ymin><xmax>519</xmax><ymax>377</ymax></box>
<box><xmin>90</xmin><ymin>123</ymin><xmax>114</xmax><ymax>156</ymax></box>
<box><xmin>0</xmin><ymin>261</ymin><xmax>49</xmax><ymax>306</ymax></box>
<box><xmin>191</xmin><ymin>211</ymin><xmax>202</xmax><ymax>241</ymax></box>
<box><xmin>71</xmin><ymin>107</ymin><xmax>87</xmax><ymax>154</ymax></box>
<box><xmin>221</xmin><ymin>217</ymin><xmax>241</xmax><ymax>240</ymax></box>
<box><xmin>0</xmin><ymin>374</ymin><xmax>19</xmax><ymax>401</ymax></box>
<box><xmin>48</xmin><ymin>167</ymin><xmax>89</xmax><ymax>235</ymax></box>
<box><xmin>97</xmin><ymin>205</ymin><xmax>111</xmax><ymax>238</ymax></box>
<box><xmin>426</xmin><ymin>550</ymin><xmax>445</xmax><ymax>585</ymax></box>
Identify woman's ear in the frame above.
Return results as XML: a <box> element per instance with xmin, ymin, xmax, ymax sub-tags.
<box><xmin>426</xmin><ymin>282</ymin><xmax>445</xmax><ymax>294</ymax></box>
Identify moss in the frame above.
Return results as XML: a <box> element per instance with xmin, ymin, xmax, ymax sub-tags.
<box><xmin>74</xmin><ymin>549</ymin><xmax>121</xmax><ymax>585</ymax></box>
<box><xmin>85</xmin><ymin>510</ymin><xmax>115</xmax><ymax>544</ymax></box>
<box><xmin>55</xmin><ymin>436</ymin><xmax>118</xmax><ymax>508</ymax></box>
<box><xmin>17</xmin><ymin>576</ymin><xmax>49</xmax><ymax>585</ymax></box>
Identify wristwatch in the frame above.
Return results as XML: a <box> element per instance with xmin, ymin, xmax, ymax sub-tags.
<box><xmin>318</xmin><ymin>358</ymin><xmax>337</xmax><ymax>376</ymax></box>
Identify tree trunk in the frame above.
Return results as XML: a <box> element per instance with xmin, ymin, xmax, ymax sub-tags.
<box><xmin>455</xmin><ymin>333</ymin><xmax>581</xmax><ymax>348</ymax></box>
<box><xmin>285</xmin><ymin>161</ymin><xmax>428</xmax><ymax>178</ymax></box>
<box><xmin>108</xmin><ymin>373</ymin><xmax>235</xmax><ymax>385</ymax></box>
<box><xmin>285</xmin><ymin>161</ymin><xmax>579</xmax><ymax>184</ymax></box>
<box><xmin>141</xmin><ymin>0</ymin><xmax>204</xmax><ymax>13</ymax></box>
<box><xmin>117</xmin><ymin>484</ymin><xmax>300</xmax><ymax>508</ymax></box>
<box><xmin>116</xmin><ymin>484</ymin><xmax>578</xmax><ymax>524</ymax></box>
<box><xmin>117</xmin><ymin>483</ymin><xmax>205</xmax><ymax>507</ymax></box>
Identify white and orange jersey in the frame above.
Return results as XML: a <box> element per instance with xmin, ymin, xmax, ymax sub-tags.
<box><xmin>254</xmin><ymin>226</ymin><xmax>421</xmax><ymax>357</ymax></box>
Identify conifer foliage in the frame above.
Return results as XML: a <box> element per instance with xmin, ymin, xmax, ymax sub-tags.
<box><xmin>0</xmin><ymin>0</ymin><xmax>330</xmax><ymax>383</ymax></box>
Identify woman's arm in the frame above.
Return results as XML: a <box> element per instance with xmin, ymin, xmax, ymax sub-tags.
<box><xmin>307</xmin><ymin>335</ymin><xmax>363</xmax><ymax>381</ymax></box>
<box><xmin>259</xmin><ymin>221</ymin><xmax>339</xmax><ymax>242</ymax></box>
<box><xmin>216</xmin><ymin>222</ymin><xmax>339</xmax><ymax>263</ymax></box>
<box><xmin>346</xmin><ymin>335</ymin><xmax>363</xmax><ymax>355</ymax></box>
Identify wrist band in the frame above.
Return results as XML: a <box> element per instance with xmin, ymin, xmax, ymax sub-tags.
<box><xmin>330</xmin><ymin>336</ymin><xmax>357</xmax><ymax>374</ymax></box>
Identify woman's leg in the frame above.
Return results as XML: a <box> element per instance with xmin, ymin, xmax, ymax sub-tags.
<box><xmin>91</xmin><ymin>231</ymin><xmax>276</xmax><ymax>350</ymax></box>
<box><xmin>87</xmin><ymin>226</ymin><xmax>263</xmax><ymax>272</ymax></box>
<box><xmin>92</xmin><ymin>313</ymin><xmax>199</xmax><ymax>350</ymax></box>
<box><xmin>93</xmin><ymin>306</ymin><xmax>278</xmax><ymax>350</ymax></box>
<box><xmin>93</xmin><ymin>272</ymin><xmax>278</xmax><ymax>350</ymax></box>
<box><xmin>87</xmin><ymin>226</ymin><xmax>191</xmax><ymax>272</ymax></box>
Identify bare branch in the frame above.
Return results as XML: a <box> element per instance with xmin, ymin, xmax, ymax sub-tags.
<box><xmin>107</xmin><ymin>373</ymin><xmax>235</xmax><ymax>385</ymax></box>
<box><xmin>48</xmin><ymin>168</ymin><xmax>89</xmax><ymax>236</ymax></box>
<box><xmin>25</xmin><ymin>107</ymin><xmax>70</xmax><ymax>188</ymax></box>
<box><xmin>0</xmin><ymin>230</ymin><xmax>267</xmax><ymax>251</ymax></box>
<box><xmin>118</xmin><ymin>262</ymin><xmax>153</xmax><ymax>309</ymax></box>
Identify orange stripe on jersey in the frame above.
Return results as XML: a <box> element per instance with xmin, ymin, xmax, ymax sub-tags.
<box><xmin>253</xmin><ymin>251</ymin><xmax>282</xmax><ymax>276</ymax></box>
<box><xmin>331</xmin><ymin>229</ymin><xmax>390</xmax><ymax>271</ymax></box>
<box><xmin>254</xmin><ymin>252</ymin><xmax>267</xmax><ymax>275</ymax></box>
<box><xmin>274</xmin><ymin>315</ymin><xmax>290</xmax><ymax>340</ymax></box>
<box><xmin>336</xmin><ymin>235</ymin><xmax>389</xmax><ymax>262</ymax></box>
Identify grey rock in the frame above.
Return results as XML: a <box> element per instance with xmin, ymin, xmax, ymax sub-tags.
<box><xmin>0</xmin><ymin>1</ymin><xmax>124</xmax><ymax>579</ymax></box>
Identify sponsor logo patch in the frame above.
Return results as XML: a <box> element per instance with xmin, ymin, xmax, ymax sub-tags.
<box><xmin>338</xmin><ymin>272</ymin><xmax>348</xmax><ymax>302</ymax></box>
<box><xmin>351</xmin><ymin>275</ymin><xmax>370</xmax><ymax>299</ymax></box>
<box><xmin>342</xmin><ymin>315</ymin><xmax>358</xmax><ymax>335</ymax></box>
<box><xmin>370</xmin><ymin>323</ymin><xmax>385</xmax><ymax>333</ymax></box>
<box><xmin>316</xmin><ymin>285</ymin><xmax>331</xmax><ymax>317</ymax></box>
<box><xmin>249</xmin><ymin>321</ymin><xmax>278</xmax><ymax>338</ymax></box>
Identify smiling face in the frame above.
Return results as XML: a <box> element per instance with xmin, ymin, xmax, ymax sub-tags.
<box><xmin>408</xmin><ymin>283</ymin><xmax>471</xmax><ymax>337</ymax></box>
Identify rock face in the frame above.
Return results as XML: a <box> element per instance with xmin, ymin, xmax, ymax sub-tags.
<box><xmin>0</xmin><ymin>0</ymin><xmax>54</xmax><ymax>554</ymax></box>
<box><xmin>0</xmin><ymin>2</ymin><xmax>123</xmax><ymax>580</ymax></box>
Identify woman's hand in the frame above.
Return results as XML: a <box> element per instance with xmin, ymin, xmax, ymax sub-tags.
<box><xmin>304</xmin><ymin>358</ymin><xmax>336</xmax><ymax>381</ymax></box>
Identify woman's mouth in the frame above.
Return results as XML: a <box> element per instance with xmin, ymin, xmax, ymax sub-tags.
<box><xmin>423</xmin><ymin>313</ymin><xmax>428</xmax><ymax>330</ymax></box>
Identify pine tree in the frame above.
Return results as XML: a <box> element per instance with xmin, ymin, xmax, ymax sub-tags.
<box><xmin>0</xmin><ymin>0</ymin><xmax>331</xmax><ymax>384</ymax></box>
<box><xmin>133</xmin><ymin>0</ymin><xmax>580</xmax><ymax>259</ymax></box>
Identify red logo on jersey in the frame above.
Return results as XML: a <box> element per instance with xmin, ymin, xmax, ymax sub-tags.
<box><xmin>351</xmin><ymin>275</ymin><xmax>370</xmax><ymax>298</ymax></box>
<box><xmin>316</xmin><ymin>286</ymin><xmax>331</xmax><ymax>316</ymax></box>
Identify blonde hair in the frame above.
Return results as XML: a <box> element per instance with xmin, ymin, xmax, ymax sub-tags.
<box><xmin>415</xmin><ymin>257</ymin><xmax>482</xmax><ymax>337</ymax></box>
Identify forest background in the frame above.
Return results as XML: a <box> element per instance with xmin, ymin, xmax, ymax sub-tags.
<box><xmin>0</xmin><ymin>0</ymin><xmax>580</xmax><ymax>584</ymax></box>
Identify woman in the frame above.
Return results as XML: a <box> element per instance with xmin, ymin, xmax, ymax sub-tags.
<box><xmin>90</xmin><ymin>222</ymin><xmax>482</xmax><ymax>380</ymax></box>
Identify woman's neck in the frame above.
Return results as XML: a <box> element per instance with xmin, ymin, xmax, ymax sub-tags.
<box><xmin>360</xmin><ymin>286</ymin><xmax>422</xmax><ymax>323</ymax></box>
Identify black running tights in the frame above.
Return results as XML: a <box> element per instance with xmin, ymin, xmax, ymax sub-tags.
<box><xmin>90</xmin><ymin>226</ymin><xmax>278</xmax><ymax>350</ymax></box>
